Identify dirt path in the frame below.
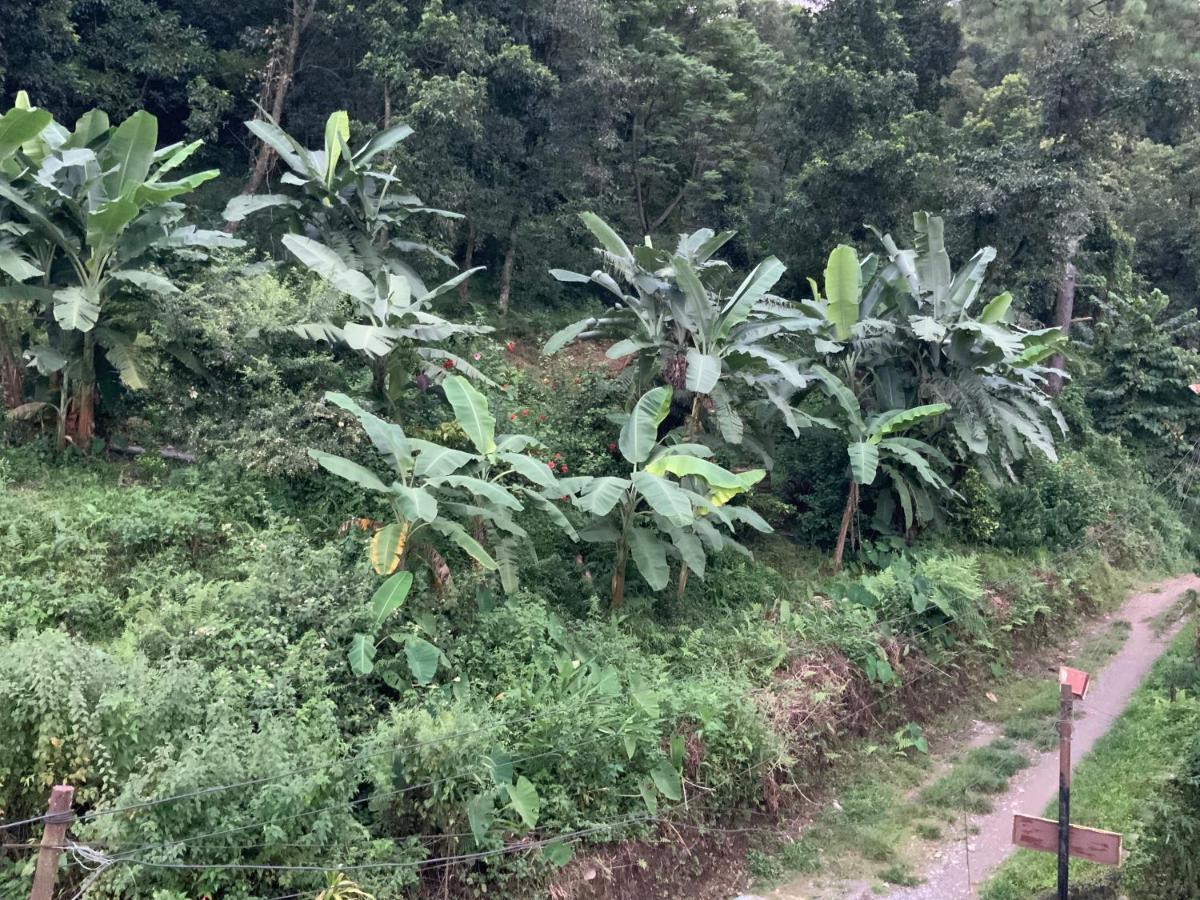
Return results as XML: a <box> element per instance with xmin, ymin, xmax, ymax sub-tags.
<box><xmin>760</xmin><ymin>573</ymin><xmax>1200</xmax><ymax>900</ymax></box>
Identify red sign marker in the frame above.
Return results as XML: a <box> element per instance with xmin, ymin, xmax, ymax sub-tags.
<box><xmin>1012</xmin><ymin>814</ymin><xmax>1122</xmax><ymax>866</ymax></box>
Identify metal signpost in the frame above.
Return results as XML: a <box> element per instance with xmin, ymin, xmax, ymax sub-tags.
<box><xmin>1011</xmin><ymin>667</ymin><xmax>1122</xmax><ymax>898</ymax></box>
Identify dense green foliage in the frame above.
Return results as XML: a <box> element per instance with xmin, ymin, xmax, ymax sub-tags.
<box><xmin>1</xmin><ymin>1</ymin><xmax>1199</xmax><ymax>898</ymax></box>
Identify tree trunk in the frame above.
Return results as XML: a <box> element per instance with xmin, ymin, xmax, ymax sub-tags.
<box><xmin>458</xmin><ymin>221</ymin><xmax>476</xmax><ymax>301</ymax></box>
<box><xmin>832</xmin><ymin>482</ymin><xmax>858</xmax><ymax>572</ymax></box>
<box><xmin>70</xmin><ymin>331</ymin><xmax>97</xmax><ymax>449</ymax></box>
<box><xmin>675</xmin><ymin>393</ymin><xmax>705</xmax><ymax>598</ymax></box>
<box><xmin>224</xmin><ymin>0</ymin><xmax>315</xmax><ymax>234</ymax></box>
<box><xmin>0</xmin><ymin>338</ymin><xmax>21</xmax><ymax>409</ymax></box>
<box><xmin>610</xmin><ymin>537</ymin><xmax>628</xmax><ymax>611</ymax></box>
<box><xmin>1046</xmin><ymin>243</ymin><xmax>1080</xmax><ymax>397</ymax></box>
<box><xmin>497</xmin><ymin>225</ymin><xmax>517</xmax><ymax>315</ymax></box>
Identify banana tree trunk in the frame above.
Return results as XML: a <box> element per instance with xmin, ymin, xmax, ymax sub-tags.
<box><xmin>70</xmin><ymin>331</ymin><xmax>97</xmax><ymax>449</ymax></box>
<box><xmin>832</xmin><ymin>481</ymin><xmax>859</xmax><ymax>572</ymax></box>
<box><xmin>675</xmin><ymin>392</ymin><xmax>706</xmax><ymax>598</ymax></box>
<box><xmin>0</xmin><ymin>343</ymin><xmax>21</xmax><ymax>409</ymax></box>
<box><xmin>610</xmin><ymin>536</ymin><xmax>629</xmax><ymax>611</ymax></box>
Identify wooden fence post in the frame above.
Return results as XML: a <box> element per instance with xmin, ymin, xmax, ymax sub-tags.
<box><xmin>29</xmin><ymin>784</ymin><xmax>74</xmax><ymax>900</ymax></box>
<box><xmin>1057</xmin><ymin>682</ymin><xmax>1073</xmax><ymax>900</ymax></box>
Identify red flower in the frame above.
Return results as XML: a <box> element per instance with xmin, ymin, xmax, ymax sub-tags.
<box><xmin>554</xmin><ymin>452</ymin><xmax>562</xmax><ymax>459</ymax></box>
<box><xmin>538</xmin><ymin>414</ymin><xmax>546</xmax><ymax>422</ymax></box>
<box><xmin>559</xmin><ymin>495</ymin><xmax>569</xmax><ymax>502</ymax></box>
<box><xmin>442</xmin><ymin>359</ymin><xmax>455</xmax><ymax>370</ymax></box>
<box><xmin>608</xmin><ymin>442</ymin><xmax>617</xmax><ymax>451</ymax></box>
<box><xmin>521</xmin><ymin>409</ymin><xmax>530</xmax><ymax>417</ymax></box>
<box><xmin>510</xmin><ymin>414</ymin><xmax>518</xmax><ymax>421</ymax></box>
<box><xmin>547</xmin><ymin>461</ymin><xmax>557</xmax><ymax>470</ymax></box>
<box><xmin>560</xmin><ymin>464</ymin><xmax>569</xmax><ymax>474</ymax></box>
<box><xmin>506</xmin><ymin>341</ymin><xmax>516</xmax><ymax>352</ymax></box>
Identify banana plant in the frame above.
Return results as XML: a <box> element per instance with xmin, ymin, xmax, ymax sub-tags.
<box><xmin>283</xmin><ymin>233</ymin><xmax>490</xmax><ymax>399</ymax></box>
<box><xmin>224</xmin><ymin>109</ymin><xmax>459</xmax><ymax>291</ymax></box>
<box><xmin>566</xmin><ymin>385</ymin><xmax>771</xmax><ymax>610</ymax></box>
<box><xmin>0</xmin><ymin>94</ymin><xmax>235</xmax><ymax>447</ymax></box>
<box><xmin>308</xmin><ymin>377</ymin><xmax>583</xmax><ymax>675</ymax></box>
<box><xmin>811</xmin><ymin>215</ymin><xmax>1068</xmax><ymax>480</ymax></box>
<box><xmin>808</xmin><ymin>363</ymin><xmax>950</xmax><ymax>570</ymax></box>
<box><xmin>545</xmin><ymin>213</ymin><xmax>821</xmax><ymax>449</ymax></box>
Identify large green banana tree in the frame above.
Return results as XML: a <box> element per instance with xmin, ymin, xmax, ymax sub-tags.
<box><xmin>808</xmin><ymin>363</ymin><xmax>950</xmax><ymax>570</ymax></box>
<box><xmin>0</xmin><ymin>94</ymin><xmax>234</xmax><ymax>446</ymax></box>
<box><xmin>282</xmin><ymin>233</ymin><xmax>490</xmax><ymax>400</ymax></box>
<box><xmin>309</xmin><ymin>376</ymin><xmax>586</xmax><ymax>673</ymax></box>
<box><xmin>812</xmin><ymin>214</ymin><xmax>1068</xmax><ymax>481</ymax></box>
<box><xmin>546</xmin><ymin>214</ymin><xmax>823</xmax><ymax>456</ymax></box>
<box><xmin>564</xmin><ymin>385</ymin><xmax>771</xmax><ymax>609</ymax></box>
<box><xmin>224</xmin><ymin>109</ymin><xmax>460</xmax><ymax>293</ymax></box>
<box><xmin>0</xmin><ymin>101</ymin><xmax>56</xmax><ymax>409</ymax></box>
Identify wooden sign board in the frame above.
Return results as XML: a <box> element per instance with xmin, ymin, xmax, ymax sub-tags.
<box><xmin>1059</xmin><ymin>666</ymin><xmax>1091</xmax><ymax>700</ymax></box>
<box><xmin>1011</xmin><ymin>814</ymin><xmax>1122</xmax><ymax>866</ymax></box>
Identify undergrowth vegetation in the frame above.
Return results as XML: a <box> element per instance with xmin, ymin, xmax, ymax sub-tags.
<box><xmin>1</xmin><ymin>3</ymin><xmax>1199</xmax><ymax>897</ymax></box>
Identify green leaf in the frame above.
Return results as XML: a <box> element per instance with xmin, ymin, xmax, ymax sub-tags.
<box><xmin>86</xmin><ymin>197</ymin><xmax>140</xmax><ymax>249</ymax></box>
<box><xmin>606</xmin><ymin>338</ymin><xmax>653</xmax><ymax>360</ymax></box>
<box><xmin>579</xmin><ymin>212</ymin><xmax>632</xmax><ymax>263</ymax></box>
<box><xmin>442</xmin><ymin>375</ymin><xmax>496</xmax><ymax>455</ymax></box>
<box><xmin>628</xmin><ymin>527</ymin><xmax>670</xmax><ymax>590</ymax></box>
<box><xmin>630</xmin><ymin>472</ymin><xmax>693</xmax><ymax>526</ymax></box>
<box><xmin>499</xmin><ymin>452</ymin><xmax>559</xmax><ymax>489</ymax></box>
<box><xmin>673</xmin><ymin>256</ymin><xmax>712</xmax><ymax>343</ymax></box>
<box><xmin>684</xmin><ymin>349</ymin><xmax>720</xmax><ymax>394</ymax></box>
<box><xmin>485</xmin><ymin>749</ymin><xmax>514</xmax><ymax>787</ymax></box>
<box><xmin>434</xmin><ymin>475</ymin><xmax>521</xmax><ymax>510</ymax></box>
<box><xmin>979</xmin><ymin>291</ymin><xmax>1013</xmax><ymax>324</ymax></box>
<box><xmin>719</xmin><ymin>256</ymin><xmax>786</xmax><ymax>335</ymax></box>
<box><xmin>848</xmin><ymin>442</ymin><xmax>880</xmax><ymax>485</ymax></box>
<box><xmin>824</xmin><ymin>244</ymin><xmax>861</xmax><ymax>341</ymax></box>
<box><xmin>577</xmin><ymin>477</ymin><xmax>631</xmax><ymax>517</ymax></box>
<box><xmin>307</xmin><ymin>449</ymin><xmax>389</xmax><ymax>492</ymax></box>
<box><xmin>466</xmin><ymin>792</ymin><xmax>495</xmax><ymax>847</ymax></box>
<box><xmin>245</xmin><ymin>117</ymin><xmax>311</xmax><ymax>176</ymax></box>
<box><xmin>348</xmin><ymin>634</ymin><xmax>375</xmax><ymax>676</ymax></box>
<box><xmin>52</xmin><ymin>286</ymin><xmax>101</xmax><ymax>332</ymax></box>
<box><xmin>354</xmin><ymin>121</ymin><xmax>414</xmax><ymax>166</ymax></box>
<box><xmin>281</xmin><ymin>234</ymin><xmax>374</xmax><ymax>302</ymax></box>
<box><xmin>638</xmin><ymin>777</ymin><xmax>658</xmax><ymax>814</ymax></box>
<box><xmin>810</xmin><ymin>365</ymin><xmax>865</xmax><ymax>434</ymax></box>
<box><xmin>409</xmin><ymin>439</ymin><xmax>475</xmax><ymax>478</ymax></box>
<box><xmin>0</xmin><ymin>107</ymin><xmax>51</xmax><ymax>157</ymax></box>
<box><xmin>619</xmin><ymin>386</ymin><xmax>672</xmax><ymax>465</ymax></box>
<box><xmin>405</xmin><ymin>636</ymin><xmax>441</xmax><ymax>685</ymax></box>
<box><xmin>322</xmin><ymin>110</ymin><xmax>350</xmax><ymax>185</ymax></box>
<box><xmin>643</xmin><ymin>455</ymin><xmax>744</xmax><ymax>489</ymax></box>
<box><xmin>0</xmin><ymin>241</ymin><xmax>41</xmax><ymax>281</ymax></box>
<box><xmin>325</xmin><ymin>391</ymin><xmax>412</xmax><ymax>473</ymax></box>
<box><xmin>431</xmin><ymin>520</ymin><xmax>498</xmax><ymax>570</ymax></box>
<box><xmin>548</xmin><ymin>268</ymin><xmax>591</xmax><ymax>283</ymax></box>
<box><xmin>505</xmin><ymin>776</ymin><xmax>541</xmax><ymax>828</ymax></box>
<box><xmin>542</xmin><ymin>318</ymin><xmax>593</xmax><ymax>355</ymax></box>
<box><xmin>222</xmin><ymin>193</ymin><xmax>298</xmax><ymax>222</ymax></box>
<box><xmin>669</xmin><ymin>529</ymin><xmax>706</xmax><ymax>579</ymax></box>
<box><xmin>542</xmin><ymin>842</ymin><xmax>574</xmax><ymax>867</ymax></box>
<box><xmin>392</xmin><ymin>484</ymin><xmax>438</xmax><ymax>522</ymax></box>
<box><xmin>628</xmin><ymin>672</ymin><xmax>660</xmax><ymax>717</ymax></box>
<box><xmin>650</xmin><ymin>761</ymin><xmax>682</xmax><ymax>801</ymax></box>
<box><xmin>109</xmin><ymin>269</ymin><xmax>178</xmax><ymax>295</ymax></box>
<box><xmin>100</xmin><ymin>110</ymin><xmax>157</xmax><ymax>199</ymax></box>
<box><xmin>868</xmin><ymin>404</ymin><xmax>949</xmax><ymax>440</ymax></box>
<box><xmin>371</xmin><ymin>571</ymin><xmax>413</xmax><ymax>628</ymax></box>
<box><xmin>98</xmin><ymin>330</ymin><xmax>148</xmax><ymax>389</ymax></box>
